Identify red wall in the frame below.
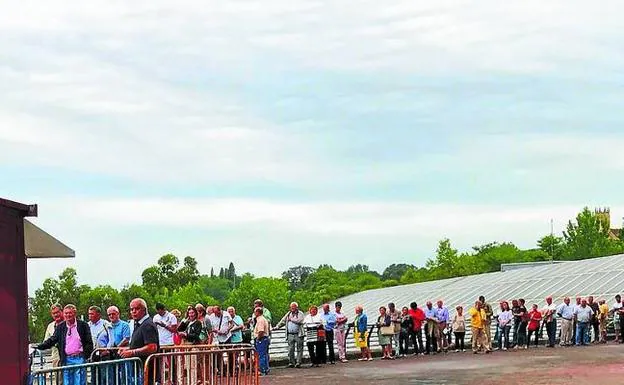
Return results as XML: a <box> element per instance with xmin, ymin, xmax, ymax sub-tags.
<box><xmin>0</xmin><ymin>205</ymin><xmax>28</xmax><ymax>385</ymax></box>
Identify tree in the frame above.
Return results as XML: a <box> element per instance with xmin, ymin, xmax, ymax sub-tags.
<box><xmin>537</xmin><ymin>234</ymin><xmax>565</xmax><ymax>260</ymax></box>
<box><xmin>79</xmin><ymin>285</ymin><xmax>122</xmax><ymax>316</ymax></box>
<box><xmin>227</xmin><ymin>262</ymin><xmax>236</xmax><ymax>281</ymax></box>
<box><xmin>281</xmin><ymin>266</ymin><xmax>316</xmax><ymax>291</ymax></box>
<box><xmin>382</xmin><ymin>264</ymin><xmax>415</xmax><ymax>281</ymax></box>
<box><xmin>225</xmin><ymin>275</ymin><xmax>291</xmax><ymax>323</ymax></box>
<box><xmin>219</xmin><ymin>268</ymin><xmax>225</xmax><ymax>279</ymax></box>
<box><xmin>177</xmin><ymin>256</ymin><xmax>200</xmax><ymax>287</ymax></box>
<box><xmin>563</xmin><ymin>207</ymin><xmax>620</xmax><ymax>259</ymax></box>
<box><xmin>425</xmin><ymin>239</ymin><xmax>460</xmax><ymax>280</ymax></box>
<box><xmin>210</xmin><ymin>267</ymin><xmax>215</xmax><ymax>278</ymax></box>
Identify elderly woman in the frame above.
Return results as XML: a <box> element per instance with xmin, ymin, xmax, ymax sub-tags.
<box><xmin>352</xmin><ymin>305</ymin><xmax>372</xmax><ymax>361</ymax></box>
<box><xmin>452</xmin><ymin>305</ymin><xmax>466</xmax><ymax>352</ymax></box>
<box><xmin>377</xmin><ymin>306</ymin><xmax>393</xmax><ymax>359</ymax></box>
<box><xmin>303</xmin><ymin>305</ymin><xmax>326</xmax><ymax>367</ymax></box>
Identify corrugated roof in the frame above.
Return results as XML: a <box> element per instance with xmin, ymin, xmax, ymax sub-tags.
<box><xmin>335</xmin><ymin>253</ymin><xmax>624</xmax><ymax>319</ymax></box>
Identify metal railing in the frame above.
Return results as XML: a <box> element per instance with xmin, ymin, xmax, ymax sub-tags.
<box><xmin>143</xmin><ymin>345</ymin><xmax>258</xmax><ymax>385</ymax></box>
<box><xmin>30</xmin><ymin>357</ymin><xmax>143</xmax><ymax>385</ymax></box>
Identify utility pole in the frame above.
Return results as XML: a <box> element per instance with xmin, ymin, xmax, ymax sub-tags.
<box><xmin>550</xmin><ymin>218</ymin><xmax>554</xmax><ymax>262</ymax></box>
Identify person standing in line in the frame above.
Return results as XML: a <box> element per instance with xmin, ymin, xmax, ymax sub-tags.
<box><xmin>303</xmin><ymin>305</ymin><xmax>327</xmax><ymax>367</ymax></box>
<box><xmin>510</xmin><ymin>300</ymin><xmax>521</xmax><ymax>348</ymax></box>
<box><xmin>387</xmin><ymin>303</ymin><xmax>402</xmax><ymax>357</ymax></box>
<box><xmin>451</xmin><ymin>305</ymin><xmax>466</xmax><ymax>352</ymax></box>
<box><xmin>434</xmin><ymin>300</ymin><xmax>450</xmax><ymax>353</ymax></box>
<box><xmin>321</xmin><ymin>303</ymin><xmax>337</xmax><ymax>364</ymax></box>
<box><xmin>610</xmin><ymin>295</ymin><xmax>622</xmax><ymax>343</ymax></box>
<box><xmin>253</xmin><ymin>307</ymin><xmax>271</xmax><ymax>375</ymax></box>
<box><xmin>574</xmin><ymin>299</ymin><xmax>593</xmax><ymax>346</ymax></box>
<box><xmin>153</xmin><ymin>303</ymin><xmax>178</xmax><ymax>382</ymax></box>
<box><xmin>88</xmin><ymin>306</ymin><xmax>112</xmax><ymax>351</ymax></box>
<box><xmin>478</xmin><ymin>296</ymin><xmax>493</xmax><ymax>351</ymax></box>
<box><xmin>497</xmin><ymin>301</ymin><xmax>512</xmax><ymax>351</ymax></box>
<box><xmin>598</xmin><ymin>299</ymin><xmax>609</xmax><ymax>343</ymax></box>
<box><xmin>542</xmin><ymin>296</ymin><xmax>557</xmax><ymax>348</ymax></box>
<box><xmin>587</xmin><ymin>296</ymin><xmax>600</xmax><ymax>343</ymax></box>
<box><xmin>334</xmin><ymin>301</ymin><xmax>349</xmax><ymax>363</ymax></box>
<box><xmin>423</xmin><ymin>301</ymin><xmax>438</xmax><ymax>354</ymax></box>
<box><xmin>36</xmin><ymin>304</ymin><xmax>93</xmax><ymax>385</ymax></box>
<box><xmin>398</xmin><ymin>306</ymin><xmax>413</xmax><ymax>357</ymax></box>
<box><xmin>106</xmin><ymin>306</ymin><xmax>131</xmax><ymax>384</ymax></box>
<box><xmin>275</xmin><ymin>302</ymin><xmax>305</xmax><ymax>368</ymax></box>
<box><xmin>571</xmin><ymin>297</ymin><xmax>582</xmax><ymax>344</ymax></box>
<box><xmin>527</xmin><ymin>304</ymin><xmax>542</xmax><ymax>348</ymax></box>
<box><xmin>352</xmin><ymin>305</ymin><xmax>372</xmax><ymax>361</ymax></box>
<box><xmin>43</xmin><ymin>304</ymin><xmax>65</xmax><ymax>375</ymax></box>
<box><xmin>376</xmin><ymin>306</ymin><xmax>393</xmax><ymax>360</ymax></box>
<box><xmin>468</xmin><ymin>301</ymin><xmax>488</xmax><ymax>354</ymax></box>
<box><xmin>556</xmin><ymin>297</ymin><xmax>575</xmax><ymax>346</ymax></box>
<box><xmin>119</xmin><ymin>298</ymin><xmax>159</xmax><ymax>385</ymax></box>
<box><xmin>515</xmin><ymin>299</ymin><xmax>529</xmax><ymax>349</ymax></box>
<box><xmin>408</xmin><ymin>302</ymin><xmax>426</xmax><ymax>355</ymax></box>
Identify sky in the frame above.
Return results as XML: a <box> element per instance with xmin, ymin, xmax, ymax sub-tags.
<box><xmin>2</xmin><ymin>1</ymin><xmax>624</xmax><ymax>293</ymax></box>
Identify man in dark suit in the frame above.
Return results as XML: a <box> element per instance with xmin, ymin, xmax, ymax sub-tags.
<box><xmin>119</xmin><ymin>298</ymin><xmax>159</xmax><ymax>384</ymax></box>
<box><xmin>37</xmin><ymin>304</ymin><xmax>93</xmax><ymax>385</ymax></box>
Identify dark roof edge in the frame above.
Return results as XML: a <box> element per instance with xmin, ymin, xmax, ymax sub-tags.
<box><xmin>0</xmin><ymin>198</ymin><xmax>38</xmax><ymax>216</ymax></box>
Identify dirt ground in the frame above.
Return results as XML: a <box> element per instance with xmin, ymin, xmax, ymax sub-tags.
<box><xmin>262</xmin><ymin>344</ymin><xmax>624</xmax><ymax>385</ymax></box>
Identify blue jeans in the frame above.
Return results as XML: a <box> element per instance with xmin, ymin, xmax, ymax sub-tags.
<box><xmin>255</xmin><ymin>337</ymin><xmax>270</xmax><ymax>374</ymax></box>
<box><xmin>63</xmin><ymin>356</ymin><xmax>86</xmax><ymax>385</ymax></box>
<box><xmin>498</xmin><ymin>325</ymin><xmax>511</xmax><ymax>349</ymax></box>
<box><xmin>576</xmin><ymin>322</ymin><xmax>590</xmax><ymax>345</ymax></box>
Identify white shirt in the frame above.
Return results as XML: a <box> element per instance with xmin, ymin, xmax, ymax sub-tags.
<box><xmin>574</xmin><ymin>305</ymin><xmax>594</xmax><ymax>323</ymax></box>
<box><xmin>303</xmin><ymin>313</ymin><xmax>325</xmax><ymax>326</ymax></box>
<box><xmin>209</xmin><ymin>312</ymin><xmax>233</xmax><ymax>343</ymax></box>
<box><xmin>542</xmin><ymin>303</ymin><xmax>557</xmax><ymax>322</ymax></box>
<box><xmin>153</xmin><ymin>311</ymin><xmax>178</xmax><ymax>346</ymax></box>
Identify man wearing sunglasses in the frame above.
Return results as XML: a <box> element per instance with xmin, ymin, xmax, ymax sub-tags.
<box><xmin>36</xmin><ymin>304</ymin><xmax>93</xmax><ymax>385</ymax></box>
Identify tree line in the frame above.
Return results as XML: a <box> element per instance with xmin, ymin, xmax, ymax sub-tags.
<box><xmin>29</xmin><ymin>207</ymin><xmax>624</xmax><ymax>341</ymax></box>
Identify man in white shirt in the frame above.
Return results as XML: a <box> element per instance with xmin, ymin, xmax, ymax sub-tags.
<box><xmin>556</xmin><ymin>297</ymin><xmax>575</xmax><ymax>346</ymax></box>
<box><xmin>209</xmin><ymin>305</ymin><xmax>233</xmax><ymax>344</ymax></box>
<box><xmin>541</xmin><ymin>296</ymin><xmax>557</xmax><ymax>348</ymax></box>
<box><xmin>153</xmin><ymin>303</ymin><xmax>178</xmax><ymax>347</ymax></box>
<box><xmin>573</xmin><ymin>299</ymin><xmax>594</xmax><ymax>346</ymax></box>
<box><xmin>43</xmin><ymin>304</ymin><xmax>65</xmax><ymax>371</ymax></box>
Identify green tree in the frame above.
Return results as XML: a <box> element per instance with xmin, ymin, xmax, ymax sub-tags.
<box><xmin>225</xmin><ymin>275</ymin><xmax>291</xmax><ymax>323</ymax></box>
<box><xmin>79</xmin><ymin>285</ymin><xmax>122</xmax><ymax>316</ymax></box>
<box><xmin>382</xmin><ymin>263</ymin><xmax>415</xmax><ymax>281</ymax></box>
<box><xmin>537</xmin><ymin>234</ymin><xmax>565</xmax><ymax>260</ymax></box>
<box><xmin>281</xmin><ymin>266</ymin><xmax>316</xmax><ymax>291</ymax></box>
<box><xmin>425</xmin><ymin>239</ymin><xmax>461</xmax><ymax>280</ymax></box>
<box><xmin>176</xmin><ymin>256</ymin><xmax>200</xmax><ymax>287</ymax></box>
<box><xmin>563</xmin><ymin>207</ymin><xmax>619</xmax><ymax>259</ymax></box>
<box><xmin>227</xmin><ymin>262</ymin><xmax>236</xmax><ymax>281</ymax></box>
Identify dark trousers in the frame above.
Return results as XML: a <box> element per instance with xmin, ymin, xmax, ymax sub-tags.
<box><xmin>527</xmin><ymin>329</ymin><xmax>539</xmax><ymax>346</ymax></box>
<box><xmin>399</xmin><ymin>330</ymin><xmax>410</xmax><ymax>355</ymax></box>
<box><xmin>409</xmin><ymin>328</ymin><xmax>424</xmax><ymax>354</ymax></box>
<box><xmin>307</xmin><ymin>341</ymin><xmax>326</xmax><ymax>365</ymax></box>
<box><xmin>546</xmin><ymin>321</ymin><xmax>556</xmax><ymax>347</ymax></box>
<box><xmin>512</xmin><ymin>321</ymin><xmax>520</xmax><ymax>347</ymax></box>
<box><xmin>620</xmin><ymin>316</ymin><xmax>624</xmax><ymax>342</ymax></box>
<box><xmin>498</xmin><ymin>325</ymin><xmax>511</xmax><ymax>349</ymax></box>
<box><xmin>324</xmin><ymin>330</ymin><xmax>335</xmax><ymax>363</ymax></box>
<box><xmin>425</xmin><ymin>324</ymin><xmax>437</xmax><ymax>354</ymax></box>
<box><xmin>454</xmin><ymin>332</ymin><xmax>465</xmax><ymax>350</ymax></box>
<box><xmin>591</xmin><ymin>321</ymin><xmax>600</xmax><ymax>343</ymax></box>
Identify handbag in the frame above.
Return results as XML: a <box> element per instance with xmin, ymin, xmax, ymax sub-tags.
<box><xmin>380</xmin><ymin>325</ymin><xmax>395</xmax><ymax>336</ymax></box>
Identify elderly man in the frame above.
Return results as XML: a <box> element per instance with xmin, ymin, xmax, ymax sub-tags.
<box><xmin>275</xmin><ymin>302</ymin><xmax>305</xmax><ymax>368</ymax></box>
<box><xmin>105</xmin><ymin>306</ymin><xmax>131</xmax><ymax>383</ymax></box>
<box><xmin>37</xmin><ymin>304</ymin><xmax>93</xmax><ymax>385</ymax></box>
<box><xmin>120</xmin><ymin>298</ymin><xmax>159</xmax><ymax>384</ymax></box>
<box><xmin>43</xmin><ymin>304</ymin><xmax>65</xmax><ymax>372</ymax></box>
<box><xmin>542</xmin><ymin>296</ymin><xmax>557</xmax><ymax>348</ymax></box>
<box><xmin>435</xmin><ymin>300</ymin><xmax>450</xmax><ymax>353</ymax></box>
<box><xmin>254</xmin><ymin>307</ymin><xmax>271</xmax><ymax>375</ymax></box>
<box><xmin>424</xmin><ymin>301</ymin><xmax>438</xmax><ymax>354</ymax></box>
<box><xmin>88</xmin><ymin>306</ymin><xmax>112</xmax><ymax>351</ymax></box>
<box><xmin>574</xmin><ymin>299</ymin><xmax>593</xmax><ymax>346</ymax></box>
<box><xmin>556</xmin><ymin>297</ymin><xmax>575</xmax><ymax>346</ymax></box>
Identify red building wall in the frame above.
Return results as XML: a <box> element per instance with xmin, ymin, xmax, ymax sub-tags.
<box><xmin>0</xmin><ymin>203</ymin><xmax>29</xmax><ymax>385</ymax></box>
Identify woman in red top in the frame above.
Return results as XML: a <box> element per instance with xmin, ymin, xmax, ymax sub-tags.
<box><xmin>408</xmin><ymin>302</ymin><xmax>426</xmax><ymax>355</ymax></box>
<box><xmin>526</xmin><ymin>304</ymin><xmax>542</xmax><ymax>348</ymax></box>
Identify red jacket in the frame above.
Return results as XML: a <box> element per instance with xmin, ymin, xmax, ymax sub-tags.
<box><xmin>408</xmin><ymin>308</ymin><xmax>426</xmax><ymax>330</ymax></box>
<box><xmin>528</xmin><ymin>309</ymin><xmax>542</xmax><ymax>331</ymax></box>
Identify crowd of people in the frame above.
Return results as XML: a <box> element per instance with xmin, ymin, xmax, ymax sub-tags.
<box><xmin>35</xmin><ymin>293</ymin><xmax>624</xmax><ymax>384</ymax></box>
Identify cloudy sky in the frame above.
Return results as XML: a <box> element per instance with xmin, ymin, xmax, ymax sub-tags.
<box><xmin>2</xmin><ymin>1</ymin><xmax>624</xmax><ymax>292</ymax></box>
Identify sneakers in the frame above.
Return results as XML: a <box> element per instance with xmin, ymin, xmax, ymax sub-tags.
<box><xmin>455</xmin><ymin>349</ymin><xmax>460</xmax><ymax>353</ymax></box>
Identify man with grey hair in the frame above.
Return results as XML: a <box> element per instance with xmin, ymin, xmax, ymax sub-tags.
<box><xmin>120</xmin><ymin>298</ymin><xmax>159</xmax><ymax>384</ymax></box>
<box><xmin>275</xmin><ymin>302</ymin><xmax>305</xmax><ymax>368</ymax></box>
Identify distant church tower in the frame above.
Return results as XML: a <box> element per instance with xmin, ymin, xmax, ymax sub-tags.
<box><xmin>595</xmin><ymin>207</ymin><xmax>611</xmax><ymax>229</ymax></box>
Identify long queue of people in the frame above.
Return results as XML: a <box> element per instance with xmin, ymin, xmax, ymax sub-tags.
<box><xmin>272</xmin><ymin>294</ymin><xmax>624</xmax><ymax>372</ymax></box>
<box><xmin>34</xmin><ymin>294</ymin><xmax>624</xmax><ymax>383</ymax></box>
<box><xmin>35</xmin><ymin>298</ymin><xmax>272</xmax><ymax>384</ymax></box>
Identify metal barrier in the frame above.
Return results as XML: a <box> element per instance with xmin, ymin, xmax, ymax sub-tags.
<box><xmin>144</xmin><ymin>345</ymin><xmax>258</xmax><ymax>385</ymax></box>
<box><xmin>30</xmin><ymin>357</ymin><xmax>143</xmax><ymax>385</ymax></box>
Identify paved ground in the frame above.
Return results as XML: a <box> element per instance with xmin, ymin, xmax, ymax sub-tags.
<box><xmin>262</xmin><ymin>344</ymin><xmax>624</xmax><ymax>385</ymax></box>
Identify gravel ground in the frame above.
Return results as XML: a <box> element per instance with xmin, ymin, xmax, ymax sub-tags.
<box><xmin>262</xmin><ymin>344</ymin><xmax>624</xmax><ymax>385</ymax></box>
